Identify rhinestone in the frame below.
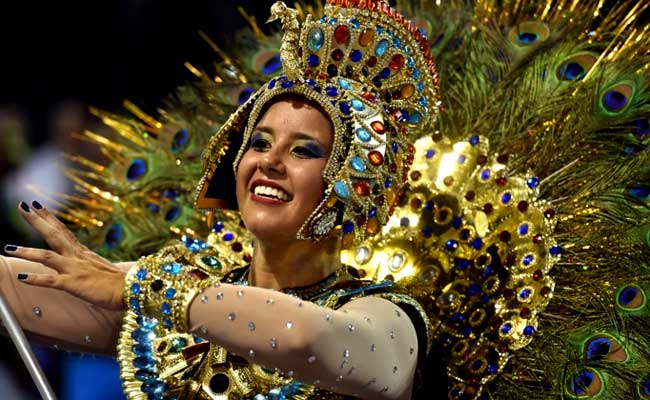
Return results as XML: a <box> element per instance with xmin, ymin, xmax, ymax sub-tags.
<box><xmin>266</xmin><ymin>298</ymin><xmax>274</xmax><ymax>305</ymax></box>
<box><xmin>216</xmin><ymin>292</ymin><xmax>224</xmax><ymax>300</ymax></box>
<box><xmin>381</xmin><ymin>386</ymin><xmax>389</xmax><ymax>392</ymax></box>
<box><xmin>390</xmin><ymin>253</ymin><xmax>405</xmax><ymax>270</ymax></box>
<box><xmin>200</xmin><ymin>294</ymin><xmax>208</xmax><ymax>303</ymax></box>
<box><xmin>270</xmin><ymin>338</ymin><xmax>278</xmax><ymax>349</ymax></box>
<box><xmin>334</xmin><ymin>180</ymin><xmax>350</xmax><ymax>198</ymax></box>
<box><xmin>336</xmin><ymin>375</ymin><xmax>344</xmax><ymax>382</ymax></box>
<box><xmin>350</xmin><ymin>156</ymin><xmax>366</xmax><ymax>172</ymax></box>
<box><xmin>307</xmin><ymin>27</ymin><xmax>325</xmax><ymax>52</ymax></box>
<box><xmin>285</xmin><ymin>321</ymin><xmax>294</xmax><ymax>329</ymax></box>
<box><xmin>237</xmin><ymin>290</ymin><xmax>245</xmax><ymax>297</ymax></box>
<box><xmin>355</xmin><ymin>127</ymin><xmax>371</xmax><ymax>142</ymax></box>
<box><xmin>390</xmin><ymin>331</ymin><xmax>395</xmax><ymax>339</ymax></box>
<box><xmin>248</xmin><ymin>349</ymin><xmax>255</xmax><ymax>358</ymax></box>
<box><xmin>395</xmin><ymin>309</ymin><xmax>401</xmax><ymax>317</ymax></box>
<box><xmin>325</xmin><ymin>314</ymin><xmax>332</xmax><ymax>321</ymax></box>
<box><xmin>370</xmin><ymin>344</ymin><xmax>376</xmax><ymax>352</ymax></box>
<box><xmin>84</xmin><ymin>335</ymin><xmax>92</xmax><ymax>344</ymax></box>
<box><xmin>359</xmin><ymin>28</ymin><xmax>374</xmax><ymax>46</ymax></box>
<box><xmin>32</xmin><ymin>307</ymin><xmax>42</xmax><ymax>317</ymax></box>
<box><xmin>313</xmin><ymin>379</ymin><xmax>321</xmax><ymax>385</ymax></box>
<box><xmin>308</xmin><ymin>355</ymin><xmax>317</xmax><ymax>363</ymax></box>
<box><xmin>409</xmin><ymin>347</ymin><xmax>414</xmax><ymax>355</ymax></box>
<box><xmin>334</xmin><ymin>25</ymin><xmax>350</xmax><ymax>44</ymax></box>
<box><xmin>227</xmin><ymin>312</ymin><xmax>236</xmax><ymax>321</ymax></box>
<box><xmin>287</xmin><ymin>370</ymin><xmax>295</xmax><ymax>377</ymax></box>
<box><xmin>364</xmin><ymin>316</ymin><xmax>372</xmax><ymax>323</ymax></box>
<box><xmin>348</xmin><ymin>324</ymin><xmax>355</xmax><ymax>332</ymax></box>
<box><xmin>343</xmin><ymin>349</ymin><xmax>350</xmax><ymax>358</ymax></box>
<box><xmin>248</xmin><ymin>321</ymin><xmax>256</xmax><ymax>331</ymax></box>
<box><xmin>355</xmin><ymin>246</ymin><xmax>371</xmax><ymax>264</ymax></box>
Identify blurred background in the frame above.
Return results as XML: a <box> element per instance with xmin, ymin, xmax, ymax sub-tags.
<box><xmin>0</xmin><ymin>1</ymin><xmax>277</xmax><ymax>398</ymax></box>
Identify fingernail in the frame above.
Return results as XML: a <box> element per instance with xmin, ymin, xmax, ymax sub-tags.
<box><xmin>19</xmin><ymin>202</ymin><xmax>30</xmax><ymax>212</ymax></box>
<box><xmin>4</xmin><ymin>245</ymin><xmax>17</xmax><ymax>252</ymax></box>
<box><xmin>32</xmin><ymin>200</ymin><xmax>43</xmax><ymax>210</ymax></box>
<box><xmin>17</xmin><ymin>273</ymin><xmax>28</xmax><ymax>280</ymax></box>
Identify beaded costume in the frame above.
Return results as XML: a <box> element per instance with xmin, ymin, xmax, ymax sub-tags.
<box><xmin>1</xmin><ymin>0</ymin><xmax>650</xmax><ymax>399</ymax></box>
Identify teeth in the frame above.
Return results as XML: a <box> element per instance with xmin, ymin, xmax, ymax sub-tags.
<box><xmin>253</xmin><ymin>185</ymin><xmax>290</xmax><ymax>201</ymax></box>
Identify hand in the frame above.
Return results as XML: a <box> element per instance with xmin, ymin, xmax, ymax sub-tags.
<box><xmin>4</xmin><ymin>201</ymin><xmax>126</xmax><ymax>311</ymax></box>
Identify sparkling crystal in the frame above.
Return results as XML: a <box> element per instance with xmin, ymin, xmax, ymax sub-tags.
<box><xmin>248</xmin><ymin>321</ymin><xmax>256</xmax><ymax>331</ymax></box>
<box><xmin>164</xmin><ymin>288</ymin><xmax>176</xmax><ymax>299</ymax></box>
<box><xmin>325</xmin><ymin>314</ymin><xmax>332</xmax><ymax>321</ymax></box>
<box><xmin>334</xmin><ymin>180</ymin><xmax>350</xmax><ymax>198</ymax></box>
<box><xmin>84</xmin><ymin>335</ymin><xmax>92</xmax><ymax>344</ymax></box>
<box><xmin>355</xmin><ymin>246</ymin><xmax>371</xmax><ymax>264</ymax></box>
<box><xmin>32</xmin><ymin>307</ymin><xmax>42</xmax><ymax>317</ymax></box>
<box><xmin>248</xmin><ymin>349</ymin><xmax>255</xmax><ymax>358</ymax></box>
<box><xmin>393</xmin><ymin>365</ymin><xmax>398</xmax><ymax>373</ymax></box>
<box><xmin>161</xmin><ymin>303</ymin><xmax>172</xmax><ymax>316</ymax></box>
<box><xmin>375</xmin><ymin>39</ymin><xmax>389</xmax><ymax>56</ymax></box>
<box><xmin>285</xmin><ymin>321</ymin><xmax>294</xmax><ymax>329</ymax></box>
<box><xmin>170</xmin><ymin>337</ymin><xmax>188</xmax><ymax>353</ymax></box>
<box><xmin>348</xmin><ymin>324</ymin><xmax>355</xmax><ymax>332</ymax></box>
<box><xmin>356</xmin><ymin>128</ymin><xmax>371</xmax><ymax>143</ymax></box>
<box><xmin>270</xmin><ymin>337</ymin><xmax>278</xmax><ymax>349</ymax></box>
<box><xmin>266</xmin><ymin>298</ymin><xmax>275</xmax><ymax>305</ymax></box>
<box><xmin>336</xmin><ymin>375</ymin><xmax>344</xmax><ymax>382</ymax></box>
<box><xmin>200</xmin><ymin>294</ymin><xmax>208</xmax><ymax>303</ymax></box>
<box><xmin>133</xmin><ymin>356</ymin><xmax>155</xmax><ymax>369</ymax></box>
<box><xmin>389</xmin><ymin>331</ymin><xmax>395</xmax><ymax>339</ymax></box>
<box><xmin>370</xmin><ymin>343</ymin><xmax>376</xmax><ymax>352</ymax></box>
<box><xmin>227</xmin><ymin>312</ymin><xmax>236</xmax><ymax>321</ymax></box>
<box><xmin>343</xmin><ymin>349</ymin><xmax>350</xmax><ymax>358</ymax></box>
<box><xmin>308</xmin><ymin>355</ymin><xmax>317</xmax><ymax>363</ymax></box>
<box><xmin>161</xmin><ymin>262</ymin><xmax>183</xmax><ymax>275</ymax></box>
<box><xmin>307</xmin><ymin>27</ymin><xmax>325</xmax><ymax>51</ymax></box>
<box><xmin>237</xmin><ymin>289</ymin><xmax>245</xmax><ymax>297</ymax></box>
<box><xmin>216</xmin><ymin>292</ymin><xmax>224</xmax><ymax>300</ymax></box>
<box><xmin>390</xmin><ymin>253</ymin><xmax>405</xmax><ymax>270</ymax></box>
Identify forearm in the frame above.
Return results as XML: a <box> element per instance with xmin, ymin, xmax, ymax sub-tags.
<box><xmin>0</xmin><ymin>255</ymin><xmax>124</xmax><ymax>354</ymax></box>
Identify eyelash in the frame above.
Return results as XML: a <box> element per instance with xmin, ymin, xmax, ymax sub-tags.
<box><xmin>250</xmin><ymin>137</ymin><xmax>322</xmax><ymax>159</ymax></box>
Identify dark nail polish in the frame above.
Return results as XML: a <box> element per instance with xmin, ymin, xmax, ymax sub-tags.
<box><xmin>32</xmin><ymin>201</ymin><xmax>43</xmax><ymax>210</ymax></box>
<box><xmin>19</xmin><ymin>202</ymin><xmax>30</xmax><ymax>212</ymax></box>
<box><xmin>4</xmin><ymin>245</ymin><xmax>17</xmax><ymax>252</ymax></box>
<box><xmin>17</xmin><ymin>273</ymin><xmax>28</xmax><ymax>280</ymax></box>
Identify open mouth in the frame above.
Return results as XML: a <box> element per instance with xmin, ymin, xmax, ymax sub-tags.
<box><xmin>251</xmin><ymin>184</ymin><xmax>292</xmax><ymax>202</ymax></box>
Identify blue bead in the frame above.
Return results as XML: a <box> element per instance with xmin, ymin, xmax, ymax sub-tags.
<box><xmin>451</xmin><ymin>313</ymin><xmax>464</xmax><ymax>323</ymax></box>
<box><xmin>558</xmin><ymin>61</ymin><xmax>586</xmax><ymax>81</ymax></box>
<box><xmin>348</xmin><ymin>18</ymin><xmax>360</xmax><ymax>29</ymax></box>
<box><xmin>212</xmin><ymin>222</ymin><xmax>224</xmax><ymax>233</ymax></box>
<box><xmin>417</xmin><ymin>81</ymin><xmax>424</xmax><ymax>92</ymax></box>
<box><xmin>518</xmin><ymin>224</ymin><xmax>529</xmax><ymax>236</ymax></box>
<box><xmin>455</xmin><ymin>259</ymin><xmax>469</xmax><ymax>270</ymax></box>
<box><xmin>328</xmin><ymin>17</ymin><xmax>338</xmax><ymax>26</ymax></box>
<box><xmin>487</xmin><ymin>363</ymin><xmax>498</xmax><ymax>374</ymax></box>
<box><xmin>523</xmin><ymin>325</ymin><xmax>535</xmax><ymax>336</ymax></box>
<box><xmin>481</xmin><ymin>266</ymin><xmax>492</xmax><ymax>278</ymax></box>
<box><xmin>350</xmin><ymin>156</ymin><xmax>366</xmax><ymax>172</ymax></box>
<box><xmin>127</xmin><ymin>159</ymin><xmax>147</xmax><ymax>181</ymax></box>
<box><xmin>445</xmin><ymin>240</ymin><xmax>459</xmax><ymax>251</ymax></box>
<box><xmin>516</xmin><ymin>32</ymin><xmax>539</xmax><ymax>44</ymax></box>
<box><xmin>171</xmin><ymin>128</ymin><xmax>190</xmax><ymax>153</ymax></box>
<box><xmin>469</xmin><ymin>135</ymin><xmax>480</xmax><ymax>146</ymax></box>
<box><xmin>319</xmin><ymin>15</ymin><xmax>327</xmax><ymax>23</ymax></box>
<box><xmin>393</xmin><ymin>37</ymin><xmax>402</xmax><ymax>48</ymax></box>
<box><xmin>409</xmin><ymin>112</ymin><xmax>423</xmax><ymax>124</ymax></box>
<box><xmin>471</xmin><ymin>238</ymin><xmax>483</xmax><ymax>249</ymax></box>
<box><xmin>350</xmin><ymin>49</ymin><xmax>362</xmax><ymax>62</ymax></box>
<box><xmin>501</xmin><ymin>193</ymin><xmax>512</xmax><ymax>204</ymax></box>
<box><xmin>422</xmin><ymin>226</ymin><xmax>433</xmax><ymax>237</ymax></box>
<box><xmin>527</xmin><ymin>176</ymin><xmax>540</xmax><ymax>188</ymax></box>
<box><xmin>339</xmin><ymin>102</ymin><xmax>351</xmax><ymax>114</ymax></box>
<box><xmin>306</xmin><ymin>79</ymin><xmax>316</xmax><ymax>86</ymax></box>
<box><xmin>261</xmin><ymin>54</ymin><xmax>282</xmax><ymax>74</ymax></box>
<box><xmin>471</xmin><ymin>360</ymin><xmax>482</xmax><ymax>370</ymax></box>
<box><xmin>384</xmin><ymin>176</ymin><xmax>392</xmax><ymax>188</ymax></box>
<box><xmin>457</xmin><ymin>155</ymin><xmax>466</xmax><ymax>164</ymax></box>
<box><xmin>133</xmin><ymin>356</ymin><xmax>155</xmax><ymax>369</ymax></box>
<box><xmin>104</xmin><ymin>223</ymin><xmax>124</xmax><ymax>249</ymax></box>
<box><xmin>368</xmin><ymin>207</ymin><xmax>377</xmax><ymax>217</ymax></box>
<box><xmin>375</xmin><ymin>39</ymin><xmax>389</xmax><ymax>56</ymax></box>
<box><xmin>407</xmin><ymin>57</ymin><xmax>415</xmax><ymax>68</ymax></box>
<box><xmin>412</xmin><ymin>68</ymin><xmax>420</xmax><ymax>79</ymax></box>
<box><xmin>164</xmin><ymin>288</ymin><xmax>176</xmax><ymax>299</ymax></box>
<box><xmin>338</xmin><ymin>79</ymin><xmax>352</xmax><ymax>90</ymax></box>
<box><xmin>500</xmin><ymin>322</ymin><xmax>512</xmax><ymax>335</ymax></box>
<box><xmin>549</xmin><ymin>245</ymin><xmax>562</xmax><ymax>256</ymax></box>
<box><xmin>451</xmin><ymin>217</ymin><xmax>462</xmax><ymax>229</ymax></box>
<box><xmin>380</xmin><ymin>67</ymin><xmax>391</xmax><ymax>79</ymax></box>
<box><xmin>141</xmin><ymin>378</ymin><xmax>165</xmax><ymax>396</ymax></box>
<box><xmin>268</xmin><ymin>79</ymin><xmax>277</xmax><ymax>89</ymax></box>
<box><xmin>136</xmin><ymin>268</ymin><xmax>147</xmax><ymax>280</ymax></box>
<box><xmin>356</xmin><ymin>128</ymin><xmax>371</xmax><ymax>142</ymax></box>
<box><xmin>400</xmin><ymin>217</ymin><xmax>410</xmax><ymax>227</ymax></box>
<box><xmin>522</xmin><ymin>254</ymin><xmax>534</xmax><ymax>265</ymax></box>
<box><xmin>480</xmin><ymin>294</ymin><xmax>491</xmax><ymax>303</ymax></box>
<box><xmin>325</xmin><ymin>86</ymin><xmax>338</xmax><ymax>97</ymax></box>
<box><xmin>419</xmin><ymin>96</ymin><xmax>427</xmax><ymax>107</ymax></box>
<box><xmin>307</xmin><ymin>54</ymin><xmax>320</xmax><ymax>67</ymax></box>
<box><xmin>223</xmin><ymin>232</ymin><xmax>234</xmax><ymax>242</ymax></box>
<box><xmin>398</xmin><ymin>110</ymin><xmax>409</xmax><ymax>123</ymax></box>
<box><xmin>391</xmin><ymin>142</ymin><xmax>398</xmax><ymax>152</ymax></box>
<box><xmin>161</xmin><ymin>303</ymin><xmax>172</xmax><ymax>316</ymax></box>
<box><xmin>162</xmin><ymin>263</ymin><xmax>183</xmax><ymax>275</ymax></box>
<box><xmin>468</xmin><ymin>284</ymin><xmax>481</xmax><ymax>295</ymax></box>
<box><xmin>136</xmin><ymin>315</ymin><xmax>158</xmax><ymax>329</ymax></box>
<box><xmin>132</xmin><ymin>344</ymin><xmax>151</xmax><ymax>357</ymax></box>
<box><xmin>342</xmin><ymin>221</ymin><xmax>354</xmax><ymax>234</ymax></box>
<box><xmin>334</xmin><ymin>180</ymin><xmax>350</xmax><ymax>198</ymax></box>
<box><xmin>131</xmin><ymin>283</ymin><xmax>141</xmax><ymax>295</ymax></box>
<box><xmin>425</xmin><ymin>149</ymin><xmax>435</xmax><ymax>158</ymax></box>
<box><xmin>351</xmin><ymin>99</ymin><xmax>365</xmax><ymax>111</ymax></box>
<box><xmin>307</xmin><ymin>27</ymin><xmax>325</xmax><ymax>52</ymax></box>
<box><xmin>480</xmin><ymin>169</ymin><xmax>491</xmax><ymax>180</ymax></box>
<box><xmin>130</xmin><ymin>298</ymin><xmax>141</xmax><ymax>311</ymax></box>
<box><xmin>519</xmin><ymin>288</ymin><xmax>532</xmax><ymax>299</ymax></box>
<box><xmin>134</xmin><ymin>368</ymin><xmax>155</xmax><ymax>381</ymax></box>
<box><xmin>280</xmin><ymin>80</ymin><xmax>294</xmax><ymax>89</ymax></box>
<box><xmin>603</xmin><ymin>90</ymin><xmax>628</xmax><ymax>111</ymax></box>
<box><xmin>238</xmin><ymin>87</ymin><xmax>254</xmax><ymax>105</ymax></box>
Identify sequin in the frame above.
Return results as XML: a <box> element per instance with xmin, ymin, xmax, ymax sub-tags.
<box><xmin>343</xmin><ymin>349</ymin><xmax>350</xmax><ymax>358</ymax></box>
<box><xmin>307</xmin><ymin>27</ymin><xmax>325</xmax><ymax>52</ymax></box>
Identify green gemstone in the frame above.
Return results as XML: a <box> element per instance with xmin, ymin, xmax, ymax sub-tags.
<box><xmin>201</xmin><ymin>255</ymin><xmax>222</xmax><ymax>270</ymax></box>
<box><xmin>170</xmin><ymin>337</ymin><xmax>188</xmax><ymax>353</ymax></box>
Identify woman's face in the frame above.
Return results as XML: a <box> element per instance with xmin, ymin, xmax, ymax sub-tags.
<box><xmin>236</xmin><ymin>97</ymin><xmax>334</xmax><ymax>243</ymax></box>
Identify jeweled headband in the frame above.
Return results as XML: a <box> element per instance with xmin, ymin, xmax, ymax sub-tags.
<box><xmin>196</xmin><ymin>0</ymin><xmax>441</xmax><ymax>243</ymax></box>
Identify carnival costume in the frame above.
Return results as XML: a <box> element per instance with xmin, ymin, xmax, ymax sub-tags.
<box><xmin>1</xmin><ymin>0</ymin><xmax>650</xmax><ymax>399</ymax></box>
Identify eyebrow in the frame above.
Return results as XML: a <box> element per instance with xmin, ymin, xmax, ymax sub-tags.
<box><xmin>254</xmin><ymin>126</ymin><xmax>326</xmax><ymax>146</ymax></box>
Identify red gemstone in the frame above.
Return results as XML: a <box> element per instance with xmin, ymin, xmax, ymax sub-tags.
<box><xmin>415</xmin><ymin>29</ymin><xmax>422</xmax><ymax>41</ymax></box>
<box><xmin>520</xmin><ymin>307</ymin><xmax>531</xmax><ymax>318</ymax></box>
<box><xmin>496</xmin><ymin>176</ymin><xmax>507</xmax><ymax>186</ymax></box>
<box><xmin>517</xmin><ymin>200</ymin><xmax>528</xmax><ymax>212</ymax></box>
<box><xmin>498</xmin><ymin>344</ymin><xmax>508</xmax><ymax>353</ymax></box>
<box><xmin>366</xmin><ymin>56</ymin><xmax>378</xmax><ymax>67</ymax></box>
<box><xmin>370</xmin><ymin>121</ymin><xmax>385</xmax><ymax>134</ymax></box>
<box><xmin>483</xmin><ymin>203</ymin><xmax>493</xmax><ymax>214</ymax></box>
<box><xmin>389</xmin><ymin>54</ymin><xmax>405</xmax><ymax>70</ymax></box>
<box><xmin>392</xmin><ymin>89</ymin><xmax>402</xmax><ymax>100</ymax></box>
<box><xmin>331</xmin><ymin>49</ymin><xmax>344</xmax><ymax>62</ymax></box>
<box><xmin>410</xmin><ymin>170</ymin><xmax>421</xmax><ymax>181</ymax></box>
<box><xmin>419</xmin><ymin>38</ymin><xmax>428</xmax><ymax>51</ymax></box>
<box><xmin>357</xmin><ymin>214</ymin><xmax>367</xmax><ymax>225</ymax></box>
<box><xmin>374</xmin><ymin>195</ymin><xmax>384</xmax><ymax>205</ymax></box>
<box><xmin>533</xmin><ymin>234</ymin><xmax>543</xmax><ymax>244</ymax></box>
<box><xmin>497</xmin><ymin>153</ymin><xmax>509</xmax><ymax>164</ymax></box>
<box><xmin>540</xmin><ymin>286</ymin><xmax>551</xmax><ymax>296</ymax></box>
<box><xmin>189</xmin><ymin>269</ymin><xmax>209</xmax><ymax>280</ymax></box>
<box><xmin>362</xmin><ymin>91</ymin><xmax>376</xmax><ymax>102</ymax></box>
<box><xmin>243</xmin><ymin>253</ymin><xmax>252</xmax><ymax>262</ymax></box>
<box><xmin>231</xmin><ymin>242</ymin><xmax>243</xmax><ymax>252</ymax></box>
<box><xmin>431</xmin><ymin>132</ymin><xmax>443</xmax><ymax>142</ymax></box>
<box><xmin>544</xmin><ymin>208</ymin><xmax>556</xmax><ymax>218</ymax></box>
<box><xmin>354</xmin><ymin>181</ymin><xmax>371</xmax><ymax>196</ymax></box>
<box><xmin>368</xmin><ymin>151</ymin><xmax>384</xmax><ymax>166</ymax></box>
<box><xmin>390</xmin><ymin>163</ymin><xmax>397</xmax><ymax>173</ymax></box>
<box><xmin>533</xmin><ymin>270</ymin><xmax>543</xmax><ymax>281</ymax></box>
<box><xmin>334</xmin><ymin>25</ymin><xmax>350</xmax><ymax>44</ymax></box>
<box><xmin>410</xmin><ymin>197</ymin><xmax>422</xmax><ymax>209</ymax></box>
<box><xmin>465</xmin><ymin>191</ymin><xmax>476</xmax><ymax>201</ymax></box>
<box><xmin>505</xmin><ymin>254</ymin><xmax>516</xmax><ymax>266</ymax></box>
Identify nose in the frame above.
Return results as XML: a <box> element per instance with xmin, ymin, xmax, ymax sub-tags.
<box><xmin>258</xmin><ymin>151</ymin><xmax>286</xmax><ymax>177</ymax></box>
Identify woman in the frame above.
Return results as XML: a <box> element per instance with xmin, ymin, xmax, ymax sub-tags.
<box><xmin>1</xmin><ymin>1</ymin><xmax>441</xmax><ymax>398</ymax></box>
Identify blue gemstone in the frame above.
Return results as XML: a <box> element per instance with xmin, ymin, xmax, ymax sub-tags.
<box><xmin>375</xmin><ymin>39</ymin><xmax>389</xmax><ymax>56</ymax></box>
<box><xmin>455</xmin><ymin>259</ymin><xmax>469</xmax><ymax>270</ymax></box>
<box><xmin>469</xmin><ymin>135</ymin><xmax>480</xmax><ymax>146</ymax></box>
<box><xmin>326</xmin><ymin>86</ymin><xmax>338</xmax><ymax>97</ymax></box>
<box><xmin>500</xmin><ymin>322</ymin><xmax>512</xmax><ymax>335</ymax></box>
<box><xmin>171</xmin><ymin>128</ymin><xmax>190</xmax><ymax>153</ymax></box>
<box><xmin>127</xmin><ymin>159</ymin><xmax>147</xmax><ymax>181</ymax></box>
<box><xmin>261</xmin><ymin>54</ymin><xmax>282</xmax><ymax>74</ymax></box>
<box><xmin>368</xmin><ymin>207</ymin><xmax>377</xmax><ymax>217</ymax></box>
<box><xmin>417</xmin><ymin>81</ymin><xmax>424</xmax><ymax>92</ymax></box>
<box><xmin>306</xmin><ymin>79</ymin><xmax>316</xmax><ymax>86</ymax></box>
<box><xmin>400</xmin><ymin>217</ymin><xmax>410</xmax><ymax>227</ymax></box>
<box><xmin>409</xmin><ymin>112</ymin><xmax>423</xmax><ymax>124</ymax></box>
<box><xmin>518</xmin><ymin>224</ymin><xmax>529</xmax><ymax>236</ymax></box>
<box><xmin>558</xmin><ymin>61</ymin><xmax>586</xmax><ymax>81</ymax></box>
<box><xmin>445</xmin><ymin>240</ymin><xmax>459</xmax><ymax>251</ymax></box>
<box><xmin>334</xmin><ymin>180</ymin><xmax>350</xmax><ymax>198</ymax></box>
<box><xmin>339</xmin><ymin>102</ymin><xmax>351</xmax><ymax>114</ymax></box>
<box><xmin>384</xmin><ymin>176</ymin><xmax>392</xmax><ymax>188</ymax></box>
<box><xmin>132</xmin><ymin>344</ymin><xmax>151</xmax><ymax>357</ymax></box>
<box><xmin>338</xmin><ymin>79</ymin><xmax>352</xmax><ymax>90</ymax></box>
<box><xmin>457</xmin><ymin>155</ymin><xmax>466</xmax><ymax>164</ymax></box>
<box><xmin>451</xmin><ymin>313</ymin><xmax>464</xmax><ymax>323</ymax></box>
<box><xmin>501</xmin><ymin>193</ymin><xmax>512</xmax><ymax>204</ymax></box>
<box><xmin>163</xmin><ymin>318</ymin><xmax>173</xmax><ymax>329</ymax></box>
<box><xmin>603</xmin><ymin>90</ymin><xmax>628</xmax><ymax>111</ymax></box>
<box><xmin>223</xmin><ymin>232</ymin><xmax>234</xmax><ymax>242</ymax></box>
<box><xmin>105</xmin><ymin>224</ymin><xmax>123</xmax><ymax>249</ymax></box>
<box><xmin>130</xmin><ymin>297</ymin><xmax>141</xmax><ymax>311</ymax></box>
<box><xmin>319</xmin><ymin>15</ymin><xmax>327</xmax><ymax>23</ymax></box>
<box><xmin>212</xmin><ymin>222</ymin><xmax>224</xmax><ymax>233</ymax></box>
<box><xmin>487</xmin><ymin>363</ymin><xmax>498</xmax><ymax>374</ymax></box>
<box><xmin>328</xmin><ymin>17</ymin><xmax>338</xmax><ymax>26</ymax></box>
<box><xmin>161</xmin><ymin>303</ymin><xmax>172</xmax><ymax>316</ymax></box>
<box><xmin>522</xmin><ymin>254</ymin><xmax>534</xmax><ymax>265</ymax></box>
<box><xmin>133</xmin><ymin>356</ymin><xmax>155</xmax><ymax>369</ymax></box>
<box><xmin>569</xmin><ymin>371</ymin><xmax>594</xmax><ymax>395</ymax></box>
<box><xmin>471</xmin><ymin>360</ymin><xmax>482</xmax><ymax>370</ymax></box>
<box><xmin>523</xmin><ymin>325</ymin><xmax>535</xmax><ymax>336</ymax></box>
<box><xmin>393</xmin><ymin>37</ymin><xmax>402</xmax><ymax>48</ymax></box>
<box><xmin>527</xmin><ymin>176</ymin><xmax>540</xmax><ymax>188</ymax></box>
<box><xmin>471</xmin><ymin>238</ymin><xmax>483</xmax><ymax>249</ymax></box>
<box><xmin>407</xmin><ymin>57</ymin><xmax>415</xmax><ymax>68</ymax></box>
<box><xmin>162</xmin><ymin>263</ymin><xmax>183</xmax><ymax>275</ymax></box>
<box><xmin>268</xmin><ymin>79</ymin><xmax>276</xmax><ymax>89</ymax></box>
<box><xmin>516</xmin><ymin>32</ymin><xmax>539</xmax><ymax>44</ymax></box>
<box><xmin>519</xmin><ymin>288</ymin><xmax>532</xmax><ymax>299</ymax></box>
<box><xmin>165</xmin><ymin>205</ymin><xmax>181</xmax><ymax>221</ymax></box>
<box><xmin>238</xmin><ymin>87</ymin><xmax>254</xmax><ymax>105</ymax></box>
<box><xmin>267</xmin><ymin>389</ymin><xmax>285</xmax><ymax>400</ymax></box>
<box><xmin>141</xmin><ymin>378</ymin><xmax>165</xmax><ymax>396</ymax></box>
<box><xmin>136</xmin><ymin>315</ymin><xmax>158</xmax><ymax>329</ymax></box>
<box><xmin>398</xmin><ymin>110</ymin><xmax>409</xmax><ymax>123</ymax></box>
<box><xmin>356</xmin><ymin>128</ymin><xmax>371</xmax><ymax>142</ymax></box>
<box><xmin>619</xmin><ymin>286</ymin><xmax>639</xmax><ymax>306</ymax></box>
<box><xmin>134</xmin><ymin>369</ymin><xmax>155</xmax><ymax>381</ymax></box>
<box><xmin>342</xmin><ymin>221</ymin><xmax>354</xmax><ymax>234</ymax></box>
<box><xmin>419</xmin><ymin>96</ymin><xmax>427</xmax><ymax>107</ymax></box>
<box><xmin>482</xmin><ymin>266</ymin><xmax>492</xmax><ymax>278</ymax></box>
<box><xmin>412</xmin><ymin>68</ymin><xmax>420</xmax><ymax>79</ymax></box>
<box><xmin>307</xmin><ymin>54</ymin><xmax>320</xmax><ymax>67</ymax></box>
<box><xmin>451</xmin><ymin>217</ymin><xmax>462</xmax><ymax>229</ymax></box>
<box><xmin>468</xmin><ymin>284</ymin><xmax>481</xmax><ymax>295</ymax></box>
<box><xmin>348</xmin><ymin>18</ymin><xmax>360</xmax><ymax>29</ymax></box>
<box><xmin>422</xmin><ymin>226</ymin><xmax>433</xmax><ymax>237</ymax></box>
<box><xmin>376</xmin><ymin>25</ymin><xmax>385</xmax><ymax>34</ymax></box>
<box><xmin>307</xmin><ymin>27</ymin><xmax>325</xmax><ymax>52</ymax></box>
<box><xmin>350</xmin><ymin>156</ymin><xmax>366</xmax><ymax>172</ymax></box>
<box><xmin>131</xmin><ymin>283</ymin><xmax>141</xmax><ymax>295</ymax></box>
<box><xmin>280</xmin><ymin>80</ymin><xmax>294</xmax><ymax>89</ymax></box>
<box><xmin>350</xmin><ymin>49</ymin><xmax>362</xmax><ymax>62</ymax></box>
<box><xmin>380</xmin><ymin>68</ymin><xmax>391</xmax><ymax>79</ymax></box>
<box><xmin>480</xmin><ymin>169</ymin><xmax>491</xmax><ymax>180</ymax></box>
<box><xmin>549</xmin><ymin>245</ymin><xmax>562</xmax><ymax>256</ymax></box>
<box><xmin>351</xmin><ymin>99</ymin><xmax>365</xmax><ymax>111</ymax></box>
<box><xmin>480</xmin><ymin>294</ymin><xmax>491</xmax><ymax>303</ymax></box>
<box><xmin>164</xmin><ymin>288</ymin><xmax>177</xmax><ymax>299</ymax></box>
<box><xmin>391</xmin><ymin>142</ymin><xmax>398</xmax><ymax>152</ymax></box>
<box><xmin>422</xmin><ymin>149</ymin><xmax>435</xmax><ymax>159</ymax></box>
<box><xmin>585</xmin><ymin>337</ymin><xmax>612</xmax><ymax>360</ymax></box>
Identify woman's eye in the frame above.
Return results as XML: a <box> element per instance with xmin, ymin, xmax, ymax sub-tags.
<box><xmin>292</xmin><ymin>146</ymin><xmax>320</xmax><ymax>159</ymax></box>
<box><xmin>251</xmin><ymin>138</ymin><xmax>271</xmax><ymax>151</ymax></box>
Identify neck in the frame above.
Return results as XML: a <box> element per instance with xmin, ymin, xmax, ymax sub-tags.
<box><xmin>249</xmin><ymin>234</ymin><xmax>342</xmax><ymax>290</ymax></box>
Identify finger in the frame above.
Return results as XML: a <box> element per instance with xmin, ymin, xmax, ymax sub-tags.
<box><xmin>4</xmin><ymin>245</ymin><xmax>68</xmax><ymax>274</ymax></box>
<box><xmin>18</xmin><ymin>201</ymin><xmax>69</xmax><ymax>254</ymax></box>
<box><xmin>16</xmin><ymin>272</ymin><xmax>63</xmax><ymax>290</ymax></box>
<box><xmin>30</xmin><ymin>200</ymin><xmax>81</xmax><ymax>247</ymax></box>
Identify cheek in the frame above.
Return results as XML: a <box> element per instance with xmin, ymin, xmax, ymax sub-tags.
<box><xmin>235</xmin><ymin>152</ymin><xmax>256</xmax><ymax>202</ymax></box>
